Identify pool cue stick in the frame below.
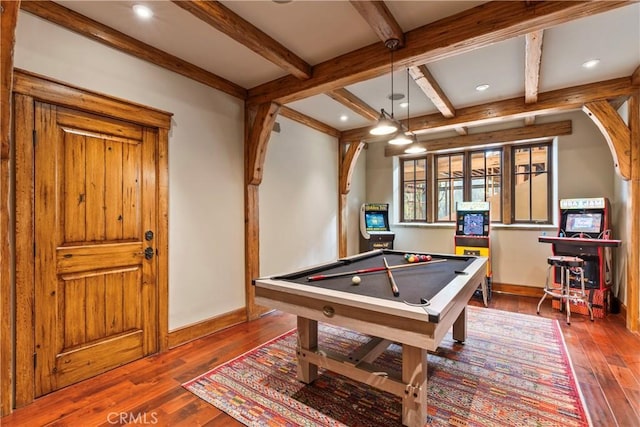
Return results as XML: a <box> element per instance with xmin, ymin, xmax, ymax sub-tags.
<box><xmin>306</xmin><ymin>259</ymin><xmax>446</xmax><ymax>281</ymax></box>
<box><xmin>383</xmin><ymin>257</ymin><xmax>400</xmax><ymax>297</ymax></box>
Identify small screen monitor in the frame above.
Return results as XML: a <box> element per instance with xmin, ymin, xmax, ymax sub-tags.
<box><xmin>566</xmin><ymin>213</ymin><xmax>602</xmax><ymax>234</ymax></box>
<box><xmin>365</xmin><ymin>212</ymin><xmax>387</xmax><ymax>231</ymax></box>
<box><xmin>463</xmin><ymin>213</ymin><xmax>484</xmax><ymax>236</ymax></box>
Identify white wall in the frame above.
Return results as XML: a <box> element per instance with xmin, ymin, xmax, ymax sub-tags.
<box><xmin>365</xmin><ymin>110</ymin><xmax>618</xmax><ymax>289</ymax></box>
<box><xmin>15</xmin><ymin>12</ymin><xmax>246</xmax><ymax>330</ymax></box>
<box><xmin>260</xmin><ymin>117</ymin><xmax>339</xmax><ymax>275</ymax></box>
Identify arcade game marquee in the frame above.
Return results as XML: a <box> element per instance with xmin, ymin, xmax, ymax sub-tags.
<box><xmin>538</xmin><ymin>197</ymin><xmax>621</xmax><ymax>317</ymax></box>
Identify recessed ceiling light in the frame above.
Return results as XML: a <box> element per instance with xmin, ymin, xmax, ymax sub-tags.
<box><xmin>475</xmin><ymin>84</ymin><xmax>490</xmax><ymax>92</ymax></box>
<box><xmin>133</xmin><ymin>4</ymin><xmax>153</xmax><ymax>19</ymax></box>
<box><xmin>340</xmin><ymin>115</ymin><xmax>348</xmax><ymax>122</ymax></box>
<box><xmin>582</xmin><ymin>59</ymin><xmax>600</xmax><ymax>69</ymax></box>
<box><xmin>388</xmin><ymin>93</ymin><xmax>405</xmax><ymax>101</ymax></box>
<box><xmin>399</xmin><ymin>102</ymin><xmax>409</xmax><ymax>108</ymax></box>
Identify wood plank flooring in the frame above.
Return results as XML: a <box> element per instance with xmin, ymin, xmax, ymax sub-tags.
<box><xmin>2</xmin><ymin>294</ymin><xmax>639</xmax><ymax>426</ymax></box>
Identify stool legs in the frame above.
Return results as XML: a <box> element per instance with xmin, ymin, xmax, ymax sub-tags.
<box><xmin>537</xmin><ymin>260</ymin><xmax>594</xmax><ymax>324</ymax></box>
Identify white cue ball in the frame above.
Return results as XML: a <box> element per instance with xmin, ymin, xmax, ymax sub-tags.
<box><xmin>351</xmin><ymin>275</ymin><xmax>361</xmax><ymax>285</ymax></box>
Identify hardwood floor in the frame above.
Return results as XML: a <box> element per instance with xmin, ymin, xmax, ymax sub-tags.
<box><xmin>2</xmin><ymin>294</ymin><xmax>639</xmax><ymax>426</ymax></box>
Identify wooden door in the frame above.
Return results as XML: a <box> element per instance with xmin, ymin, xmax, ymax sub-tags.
<box><xmin>34</xmin><ymin>102</ymin><xmax>158</xmax><ymax>396</ymax></box>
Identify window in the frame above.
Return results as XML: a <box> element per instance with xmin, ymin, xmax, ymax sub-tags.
<box><xmin>436</xmin><ymin>154</ymin><xmax>464</xmax><ymax>221</ymax></box>
<box><xmin>400</xmin><ymin>158</ymin><xmax>427</xmax><ymax>221</ymax></box>
<box><xmin>512</xmin><ymin>143</ymin><xmax>551</xmax><ymax>223</ymax></box>
<box><xmin>398</xmin><ymin>142</ymin><xmax>552</xmax><ymax>225</ymax></box>
<box><xmin>470</xmin><ymin>150</ymin><xmax>502</xmax><ymax>222</ymax></box>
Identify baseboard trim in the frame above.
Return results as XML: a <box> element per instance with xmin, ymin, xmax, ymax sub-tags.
<box><xmin>167</xmin><ymin>308</ymin><xmax>247</xmax><ymax>349</ymax></box>
<box><xmin>491</xmin><ymin>282</ymin><xmax>543</xmax><ymax>298</ymax></box>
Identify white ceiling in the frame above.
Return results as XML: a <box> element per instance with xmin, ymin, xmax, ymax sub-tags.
<box><xmin>50</xmin><ymin>1</ymin><xmax>640</xmax><ymax>133</ymax></box>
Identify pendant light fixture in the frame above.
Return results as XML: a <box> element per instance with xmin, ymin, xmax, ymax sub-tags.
<box><xmin>370</xmin><ymin>39</ymin><xmax>401</xmax><ymax>136</ymax></box>
<box><xmin>389</xmin><ymin>68</ymin><xmax>416</xmax><ymax>146</ymax></box>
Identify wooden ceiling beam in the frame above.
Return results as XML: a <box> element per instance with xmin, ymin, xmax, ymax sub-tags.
<box><xmin>20</xmin><ymin>1</ymin><xmax>247</xmax><ymax>99</ymax></box>
<box><xmin>524</xmin><ymin>30</ymin><xmax>544</xmax><ymax>125</ymax></box>
<box><xmin>349</xmin><ymin>1</ymin><xmax>404</xmax><ymax>48</ymax></box>
<box><xmin>409</xmin><ymin>65</ymin><xmax>454</xmax><ymax>118</ymax></box>
<box><xmin>341</xmin><ymin>77</ymin><xmax>634</xmax><ymax>142</ymax></box>
<box><xmin>247</xmin><ymin>1</ymin><xmax>630</xmax><ymax>106</ymax></box>
<box><xmin>172</xmin><ymin>0</ymin><xmax>311</xmax><ymax>80</ymax></box>
<box><xmin>279</xmin><ymin>107</ymin><xmax>340</xmax><ymax>138</ymax></box>
<box><xmin>408</xmin><ymin>64</ymin><xmax>467</xmax><ymax>135</ymax></box>
<box><xmin>384</xmin><ymin>120</ymin><xmax>572</xmax><ymax>156</ymax></box>
<box><xmin>326</xmin><ymin>88</ymin><xmax>379</xmax><ymax>121</ymax></box>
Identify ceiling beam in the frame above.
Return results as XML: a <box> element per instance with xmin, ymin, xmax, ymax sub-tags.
<box><xmin>279</xmin><ymin>107</ymin><xmax>340</xmax><ymax>138</ymax></box>
<box><xmin>20</xmin><ymin>0</ymin><xmax>247</xmax><ymax>99</ymax></box>
<box><xmin>524</xmin><ymin>30</ymin><xmax>544</xmax><ymax>125</ymax></box>
<box><xmin>326</xmin><ymin>88</ymin><xmax>379</xmax><ymax>121</ymax></box>
<box><xmin>341</xmin><ymin>76</ymin><xmax>634</xmax><ymax>142</ymax></box>
<box><xmin>247</xmin><ymin>1</ymin><xmax>631</xmax><ymax>106</ymax></box>
<box><xmin>384</xmin><ymin>120</ymin><xmax>572</xmax><ymax>156</ymax></box>
<box><xmin>349</xmin><ymin>1</ymin><xmax>404</xmax><ymax>48</ymax></box>
<box><xmin>408</xmin><ymin>65</ymin><xmax>467</xmax><ymax>135</ymax></box>
<box><xmin>172</xmin><ymin>0</ymin><xmax>312</xmax><ymax>80</ymax></box>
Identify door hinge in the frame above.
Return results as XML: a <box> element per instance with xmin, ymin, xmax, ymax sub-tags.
<box><xmin>32</xmin><ymin>130</ymin><xmax>37</xmax><ymax>146</ymax></box>
<box><xmin>33</xmin><ymin>352</ymin><xmax>37</xmax><ymax>369</ymax></box>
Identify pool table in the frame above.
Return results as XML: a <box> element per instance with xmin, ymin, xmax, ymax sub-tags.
<box><xmin>253</xmin><ymin>249</ymin><xmax>487</xmax><ymax>427</ymax></box>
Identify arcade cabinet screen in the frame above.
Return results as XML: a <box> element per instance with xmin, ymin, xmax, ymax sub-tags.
<box><xmin>463</xmin><ymin>213</ymin><xmax>484</xmax><ymax>236</ymax></box>
<box><xmin>566</xmin><ymin>213</ymin><xmax>602</xmax><ymax>234</ymax></box>
<box><xmin>365</xmin><ymin>212</ymin><xmax>387</xmax><ymax>231</ymax></box>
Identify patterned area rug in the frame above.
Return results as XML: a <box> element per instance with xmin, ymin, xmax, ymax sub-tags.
<box><xmin>183</xmin><ymin>307</ymin><xmax>590</xmax><ymax>426</ymax></box>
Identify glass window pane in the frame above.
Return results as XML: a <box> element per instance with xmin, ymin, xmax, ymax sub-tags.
<box><xmin>486</xmin><ymin>151</ymin><xmax>501</xmax><ymax>175</ymax></box>
<box><xmin>437</xmin><ymin>156</ymin><xmax>450</xmax><ymax>178</ymax></box>
<box><xmin>415</xmin><ymin>182</ymin><xmax>426</xmax><ymax>220</ymax></box>
<box><xmin>403</xmin><ymin>160</ymin><xmax>415</xmax><ymax>181</ymax></box>
<box><xmin>415</xmin><ymin>159</ymin><xmax>426</xmax><ymax>180</ymax></box>
<box><xmin>451</xmin><ymin>154</ymin><xmax>464</xmax><ymax>177</ymax></box>
<box><xmin>403</xmin><ymin>182</ymin><xmax>415</xmax><ymax>221</ymax></box>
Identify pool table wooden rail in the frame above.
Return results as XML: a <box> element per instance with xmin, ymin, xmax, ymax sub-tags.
<box><xmin>254</xmin><ymin>254</ymin><xmax>487</xmax><ymax>351</ymax></box>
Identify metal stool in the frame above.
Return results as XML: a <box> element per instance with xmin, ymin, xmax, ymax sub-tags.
<box><xmin>536</xmin><ymin>255</ymin><xmax>594</xmax><ymax>324</ymax></box>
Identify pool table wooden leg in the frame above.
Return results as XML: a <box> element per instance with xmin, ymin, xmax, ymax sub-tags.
<box><xmin>402</xmin><ymin>345</ymin><xmax>428</xmax><ymax>427</ymax></box>
<box><xmin>296</xmin><ymin>316</ymin><xmax>318</xmax><ymax>383</ymax></box>
<box><xmin>452</xmin><ymin>306</ymin><xmax>467</xmax><ymax>343</ymax></box>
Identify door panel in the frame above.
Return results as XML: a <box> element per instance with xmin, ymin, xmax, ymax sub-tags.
<box><xmin>34</xmin><ymin>103</ymin><xmax>157</xmax><ymax>396</ymax></box>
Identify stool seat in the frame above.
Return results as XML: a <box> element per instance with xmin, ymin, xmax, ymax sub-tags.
<box><xmin>547</xmin><ymin>255</ymin><xmax>584</xmax><ymax>268</ymax></box>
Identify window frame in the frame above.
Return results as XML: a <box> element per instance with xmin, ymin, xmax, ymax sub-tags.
<box><xmin>510</xmin><ymin>141</ymin><xmax>553</xmax><ymax>224</ymax></box>
<box><xmin>397</xmin><ymin>140</ymin><xmax>555</xmax><ymax>226</ymax></box>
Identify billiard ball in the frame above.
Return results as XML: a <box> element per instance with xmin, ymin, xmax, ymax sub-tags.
<box><xmin>352</xmin><ymin>275</ymin><xmax>361</xmax><ymax>285</ymax></box>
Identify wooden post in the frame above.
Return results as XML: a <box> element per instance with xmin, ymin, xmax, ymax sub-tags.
<box><xmin>245</xmin><ymin>102</ymin><xmax>280</xmax><ymax>320</ymax></box>
<box><xmin>1</xmin><ymin>0</ymin><xmax>20</xmax><ymax>416</ymax></box>
<box><xmin>628</xmin><ymin>91</ymin><xmax>639</xmax><ymax>332</ymax></box>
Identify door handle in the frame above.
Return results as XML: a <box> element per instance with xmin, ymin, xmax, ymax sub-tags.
<box><xmin>144</xmin><ymin>247</ymin><xmax>154</xmax><ymax>260</ymax></box>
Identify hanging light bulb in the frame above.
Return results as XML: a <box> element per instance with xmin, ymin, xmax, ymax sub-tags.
<box><xmin>370</xmin><ymin>109</ymin><xmax>398</xmax><ymax>135</ymax></box>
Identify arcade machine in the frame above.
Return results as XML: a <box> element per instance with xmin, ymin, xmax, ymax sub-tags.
<box><xmin>538</xmin><ymin>197</ymin><xmax>621</xmax><ymax>317</ymax></box>
<box><xmin>454</xmin><ymin>201</ymin><xmax>491</xmax><ymax>305</ymax></box>
<box><xmin>359</xmin><ymin>203</ymin><xmax>395</xmax><ymax>252</ymax></box>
